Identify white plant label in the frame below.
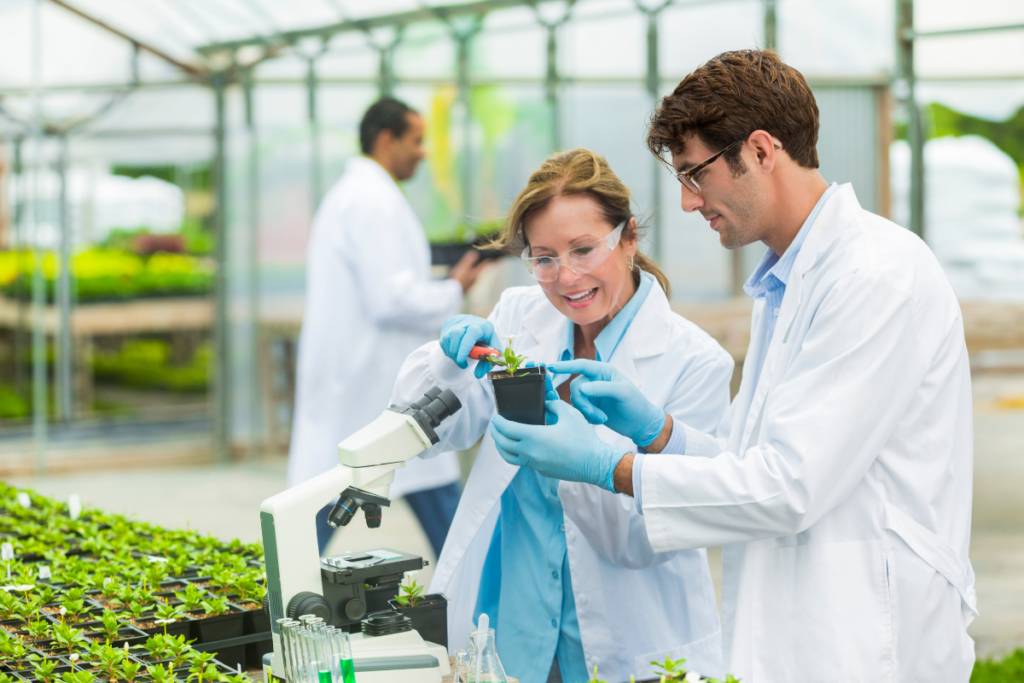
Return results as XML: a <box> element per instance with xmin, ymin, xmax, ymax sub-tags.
<box><xmin>146</xmin><ymin>555</ymin><xmax>168</xmax><ymax>564</ymax></box>
<box><xmin>68</xmin><ymin>494</ymin><xmax>82</xmax><ymax>521</ymax></box>
<box><xmin>38</xmin><ymin>566</ymin><xmax>52</xmax><ymax>580</ymax></box>
<box><xmin>16</xmin><ymin>492</ymin><xmax>30</xmax><ymax>508</ymax></box>
<box><xmin>1</xmin><ymin>543</ymin><xmax>13</xmax><ymax>561</ymax></box>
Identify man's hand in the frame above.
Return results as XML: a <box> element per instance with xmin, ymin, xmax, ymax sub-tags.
<box><xmin>489</xmin><ymin>399</ymin><xmax>631</xmax><ymax>492</ymax></box>
<box><xmin>448</xmin><ymin>250</ymin><xmax>491</xmax><ymax>293</ymax></box>
<box><xmin>547</xmin><ymin>359</ymin><xmax>668</xmax><ymax>448</ymax></box>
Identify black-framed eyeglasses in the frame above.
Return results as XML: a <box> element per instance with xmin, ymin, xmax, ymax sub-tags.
<box><xmin>674</xmin><ymin>139</ymin><xmax>744</xmax><ymax>195</ymax></box>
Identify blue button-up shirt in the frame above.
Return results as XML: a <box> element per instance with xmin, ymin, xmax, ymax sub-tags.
<box><xmin>475</xmin><ymin>272</ymin><xmax>654</xmax><ymax>683</ymax></box>
<box><xmin>633</xmin><ymin>184</ymin><xmax>838</xmax><ymax>512</ymax></box>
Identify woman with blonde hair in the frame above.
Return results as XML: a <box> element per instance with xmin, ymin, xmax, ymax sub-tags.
<box><xmin>391</xmin><ymin>149</ymin><xmax>733</xmax><ymax>683</ymax></box>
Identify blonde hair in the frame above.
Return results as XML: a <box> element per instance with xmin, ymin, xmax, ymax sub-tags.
<box><xmin>486</xmin><ymin>148</ymin><xmax>670</xmax><ymax>297</ymax></box>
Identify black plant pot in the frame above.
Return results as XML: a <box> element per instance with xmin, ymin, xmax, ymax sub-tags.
<box><xmin>430</xmin><ymin>240</ymin><xmax>504</xmax><ymax>267</ymax></box>
<box><xmin>187</xmin><ymin>608</ymin><xmax>246</xmax><ymax>670</ymax></box>
<box><xmin>388</xmin><ymin>593</ymin><xmax>448</xmax><ymax>648</ymax></box>
<box><xmin>231</xmin><ymin>600</ymin><xmax>273</xmax><ymax>669</ymax></box>
<box><xmin>490</xmin><ymin>366</ymin><xmax>547</xmax><ymax>425</ymax></box>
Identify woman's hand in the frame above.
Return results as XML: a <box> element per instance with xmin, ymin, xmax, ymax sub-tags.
<box><xmin>547</xmin><ymin>359</ymin><xmax>666</xmax><ymax>448</ymax></box>
<box><xmin>490</xmin><ymin>399</ymin><xmax>630</xmax><ymax>492</ymax></box>
<box><xmin>439</xmin><ymin>314</ymin><xmax>500</xmax><ymax>378</ymax></box>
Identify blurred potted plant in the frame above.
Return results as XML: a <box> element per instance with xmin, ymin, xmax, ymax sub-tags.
<box><xmin>387</xmin><ymin>577</ymin><xmax>448</xmax><ymax>648</ymax></box>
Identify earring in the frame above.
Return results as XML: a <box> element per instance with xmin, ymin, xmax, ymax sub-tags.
<box><xmin>627</xmin><ymin>256</ymin><xmax>635</xmax><ymax>271</ymax></box>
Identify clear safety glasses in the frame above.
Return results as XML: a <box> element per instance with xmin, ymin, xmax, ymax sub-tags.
<box><xmin>520</xmin><ymin>221</ymin><xmax>625</xmax><ymax>283</ymax></box>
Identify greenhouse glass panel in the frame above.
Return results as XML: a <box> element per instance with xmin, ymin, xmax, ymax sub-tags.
<box><xmin>658</xmin><ymin>0</ymin><xmax>764</xmax><ymax>79</ymax></box>
<box><xmin>474</xmin><ymin>11</ymin><xmax>546</xmax><ymax>80</ymax></box>
<box><xmin>561</xmin><ymin>8</ymin><xmax>645</xmax><ymax>79</ymax></box>
<box><xmin>393</xmin><ymin>22</ymin><xmax>456</xmax><ymax>80</ymax></box>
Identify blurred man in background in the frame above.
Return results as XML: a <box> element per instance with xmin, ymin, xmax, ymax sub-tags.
<box><xmin>287</xmin><ymin>97</ymin><xmax>489</xmax><ymax>557</ymax></box>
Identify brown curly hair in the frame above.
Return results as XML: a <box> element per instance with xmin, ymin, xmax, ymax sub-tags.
<box><xmin>647</xmin><ymin>49</ymin><xmax>820</xmax><ymax>173</ymax></box>
<box><xmin>486</xmin><ymin>148</ymin><xmax>670</xmax><ymax>297</ymax></box>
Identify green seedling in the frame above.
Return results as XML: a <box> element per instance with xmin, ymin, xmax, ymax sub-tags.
<box><xmin>98</xmin><ymin>610</ymin><xmax>122</xmax><ymax>644</ymax></box>
<box><xmin>118</xmin><ymin>659</ymin><xmax>143</xmax><ymax>683</ymax></box>
<box><xmin>394</xmin><ymin>577</ymin><xmax>424</xmax><ymax>608</ymax></box>
<box><xmin>649</xmin><ymin>655</ymin><xmax>688</xmax><ymax>681</ymax></box>
<box><xmin>60</xmin><ymin>673</ymin><xmax>96</xmax><ymax>683</ymax></box>
<box><xmin>145</xmin><ymin>663</ymin><xmax>176</xmax><ymax>683</ymax></box>
<box><xmin>484</xmin><ymin>337</ymin><xmax>530</xmax><ymax>376</ymax></box>
<box><xmin>32</xmin><ymin>658</ymin><xmax>60</xmax><ymax>683</ymax></box>
<box><xmin>589</xmin><ymin>666</ymin><xmax>608</xmax><ymax>683</ymax></box>
<box><xmin>174</xmin><ymin>583</ymin><xmax>206</xmax><ymax>611</ymax></box>
<box><xmin>199</xmin><ymin>595</ymin><xmax>228</xmax><ymax>616</ymax></box>
<box><xmin>51</xmin><ymin>622</ymin><xmax>90</xmax><ymax>652</ymax></box>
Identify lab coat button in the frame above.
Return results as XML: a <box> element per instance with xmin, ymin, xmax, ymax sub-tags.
<box><xmin>578</xmin><ymin>594</ymin><xmax>587</xmax><ymax>605</ymax></box>
<box><xmin>551</xmin><ymin>618</ymin><xmax>557</xmax><ymax>628</ymax></box>
<box><xmin>559</xmin><ymin>524</ymin><xmax>565</xmax><ymax>532</ymax></box>
<box><xmin>567</xmin><ymin>531</ymin><xmax>575</xmax><ymax>542</ymax></box>
<box><xmin>774</xmin><ymin>307</ymin><xmax>780</xmax><ymax>316</ymax></box>
<box><xmin>551</xmin><ymin>570</ymin><xmax>558</xmax><ymax>580</ymax></box>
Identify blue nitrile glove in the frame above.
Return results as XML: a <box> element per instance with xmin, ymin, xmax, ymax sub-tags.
<box><xmin>523</xmin><ymin>361</ymin><xmax>559</xmax><ymax>401</ymax></box>
<box><xmin>546</xmin><ymin>359</ymin><xmax>666</xmax><ymax>448</ymax></box>
<box><xmin>439</xmin><ymin>314</ymin><xmax>500</xmax><ymax>379</ymax></box>
<box><xmin>489</xmin><ymin>399</ymin><xmax>630</xmax><ymax>492</ymax></box>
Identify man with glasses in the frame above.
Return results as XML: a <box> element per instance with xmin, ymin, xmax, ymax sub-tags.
<box><xmin>490</xmin><ymin>50</ymin><xmax>976</xmax><ymax>681</ymax></box>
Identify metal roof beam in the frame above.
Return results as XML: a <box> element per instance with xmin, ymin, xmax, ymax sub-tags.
<box><xmin>196</xmin><ymin>0</ymin><xmax>527</xmax><ymax>55</ymax></box>
<box><xmin>47</xmin><ymin>0</ymin><xmax>208</xmax><ymax>79</ymax></box>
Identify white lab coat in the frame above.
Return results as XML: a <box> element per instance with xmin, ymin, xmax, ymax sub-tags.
<box><xmin>287</xmin><ymin>156</ymin><xmax>463</xmax><ymax>496</ymax></box>
<box><xmin>640</xmin><ymin>185</ymin><xmax>977</xmax><ymax>682</ymax></box>
<box><xmin>391</xmin><ymin>280</ymin><xmax>736</xmax><ymax>682</ymax></box>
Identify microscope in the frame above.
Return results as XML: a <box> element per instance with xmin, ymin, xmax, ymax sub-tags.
<box><xmin>260</xmin><ymin>387</ymin><xmax>462</xmax><ymax>682</ymax></box>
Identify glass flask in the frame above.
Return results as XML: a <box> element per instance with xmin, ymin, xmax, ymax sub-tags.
<box><xmin>465</xmin><ymin>614</ymin><xmax>508</xmax><ymax>683</ymax></box>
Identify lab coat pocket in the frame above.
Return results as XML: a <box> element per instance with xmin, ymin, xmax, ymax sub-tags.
<box><xmin>750</xmin><ymin>541</ymin><xmax>894</xmax><ymax>683</ymax></box>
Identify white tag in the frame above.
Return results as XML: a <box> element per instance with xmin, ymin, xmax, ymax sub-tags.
<box><xmin>1</xmin><ymin>543</ymin><xmax>13</xmax><ymax>561</ymax></box>
<box><xmin>68</xmin><ymin>494</ymin><xmax>82</xmax><ymax>521</ymax></box>
<box><xmin>146</xmin><ymin>555</ymin><xmax>168</xmax><ymax>564</ymax></box>
<box><xmin>38</xmin><ymin>566</ymin><xmax>51</xmax><ymax>580</ymax></box>
<box><xmin>17</xmin><ymin>492</ymin><xmax>30</xmax><ymax>508</ymax></box>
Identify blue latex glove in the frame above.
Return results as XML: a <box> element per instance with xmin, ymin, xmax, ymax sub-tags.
<box><xmin>489</xmin><ymin>399</ymin><xmax>630</xmax><ymax>492</ymax></box>
<box><xmin>546</xmin><ymin>359</ymin><xmax>666</xmax><ymax>448</ymax></box>
<box><xmin>439</xmin><ymin>314</ymin><xmax>500</xmax><ymax>379</ymax></box>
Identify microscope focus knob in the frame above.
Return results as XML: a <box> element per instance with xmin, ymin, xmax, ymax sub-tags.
<box><xmin>287</xmin><ymin>592</ymin><xmax>332</xmax><ymax>622</ymax></box>
<box><xmin>344</xmin><ymin>598</ymin><xmax>366</xmax><ymax>621</ymax></box>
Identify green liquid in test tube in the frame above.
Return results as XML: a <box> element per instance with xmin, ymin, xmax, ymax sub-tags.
<box><xmin>334</xmin><ymin>630</ymin><xmax>356</xmax><ymax>683</ymax></box>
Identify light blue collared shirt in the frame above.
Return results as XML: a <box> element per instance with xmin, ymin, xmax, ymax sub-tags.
<box><xmin>633</xmin><ymin>184</ymin><xmax>839</xmax><ymax>512</ymax></box>
<box><xmin>475</xmin><ymin>272</ymin><xmax>654</xmax><ymax>683</ymax></box>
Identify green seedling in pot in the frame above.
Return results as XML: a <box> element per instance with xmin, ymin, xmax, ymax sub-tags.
<box><xmin>394</xmin><ymin>577</ymin><xmax>424</xmax><ymax>607</ymax></box>
<box><xmin>26</xmin><ymin>616</ymin><xmax>54</xmax><ymax>641</ymax></box>
<box><xmin>174</xmin><ymin>583</ymin><xmax>206</xmax><ymax>611</ymax></box>
<box><xmin>98</xmin><ymin>610</ymin><xmax>122</xmax><ymax>644</ymax></box>
<box><xmin>483</xmin><ymin>337</ymin><xmax>530</xmax><ymax>376</ymax></box>
<box><xmin>146</xmin><ymin>664</ymin><xmax>176</xmax><ymax>683</ymax></box>
<box><xmin>0</xmin><ymin>638</ymin><xmax>31</xmax><ymax>669</ymax></box>
<box><xmin>199</xmin><ymin>595</ymin><xmax>228</xmax><ymax>616</ymax></box>
<box><xmin>163</xmin><ymin>634</ymin><xmax>195</xmax><ymax>669</ymax></box>
<box><xmin>60</xmin><ymin>673</ymin><xmax>96</xmax><ymax>683</ymax></box>
<box><xmin>52</xmin><ymin>622</ymin><xmax>90</xmax><ymax>652</ymax></box>
<box><xmin>143</xmin><ymin>633</ymin><xmax>171</xmax><ymax>662</ymax></box>
<box><xmin>118</xmin><ymin>659</ymin><xmax>143</xmax><ymax>683</ymax></box>
<box><xmin>94</xmin><ymin>643</ymin><xmax>126</xmax><ymax>680</ymax></box>
<box><xmin>32</xmin><ymin>657</ymin><xmax>60</xmax><ymax>683</ymax></box>
<box><xmin>126</xmin><ymin>600</ymin><xmax>154</xmax><ymax>623</ymax></box>
<box><xmin>153</xmin><ymin>602</ymin><xmax>187</xmax><ymax>633</ymax></box>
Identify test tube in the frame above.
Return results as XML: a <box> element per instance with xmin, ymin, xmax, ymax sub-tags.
<box><xmin>276</xmin><ymin>619</ymin><xmax>297</xmax><ymax>681</ymax></box>
<box><xmin>333</xmin><ymin>629</ymin><xmax>356</xmax><ymax>683</ymax></box>
<box><xmin>314</xmin><ymin>631</ymin><xmax>334</xmax><ymax>683</ymax></box>
<box><xmin>324</xmin><ymin>626</ymin><xmax>341</xmax><ymax>683</ymax></box>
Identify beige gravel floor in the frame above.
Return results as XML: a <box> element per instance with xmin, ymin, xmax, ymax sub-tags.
<box><xmin>7</xmin><ymin>372</ymin><xmax>1024</xmax><ymax>660</ymax></box>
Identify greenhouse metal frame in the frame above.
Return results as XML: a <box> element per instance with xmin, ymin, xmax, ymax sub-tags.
<box><xmin>0</xmin><ymin>0</ymin><xmax>1018</xmax><ymax>469</ymax></box>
